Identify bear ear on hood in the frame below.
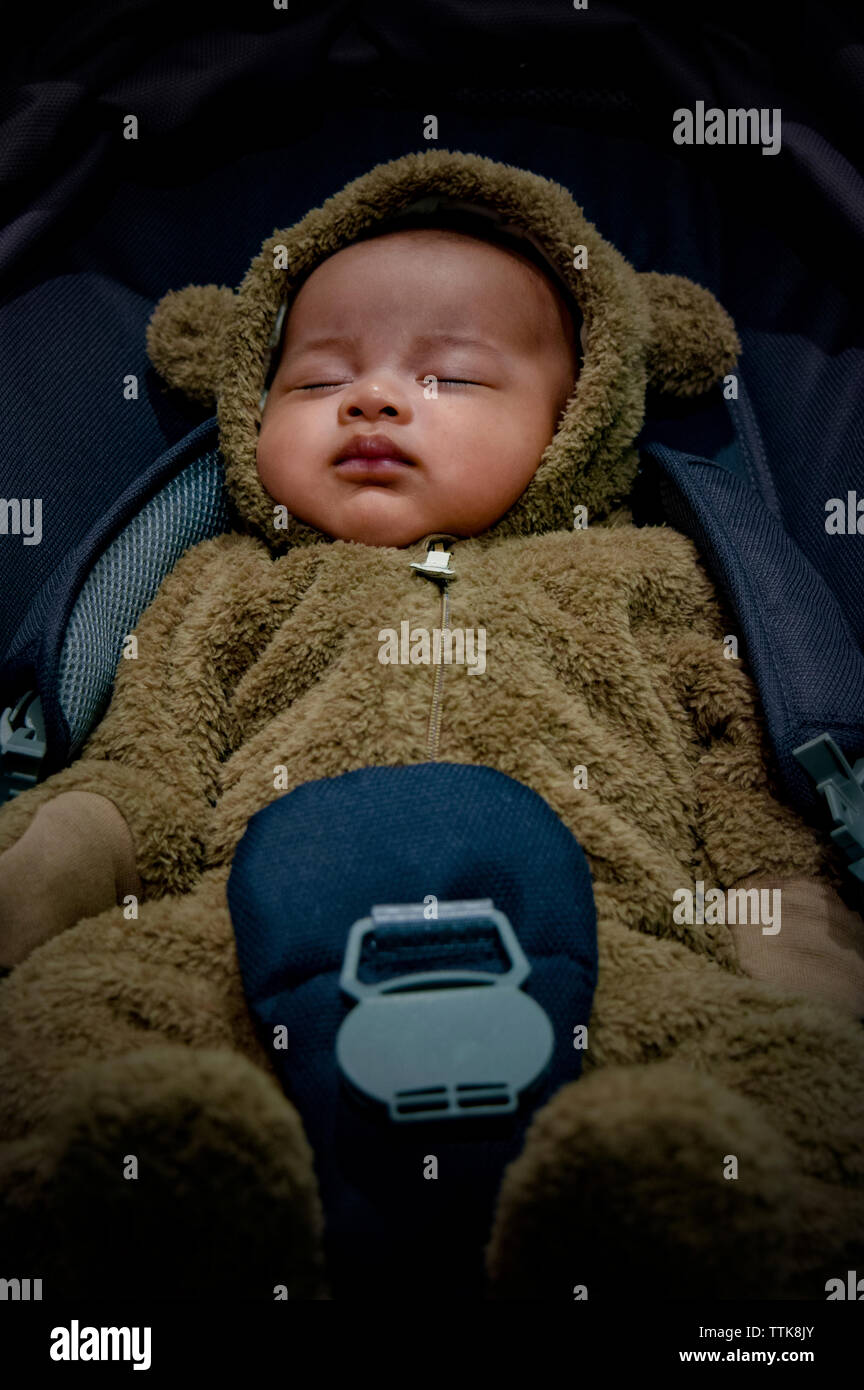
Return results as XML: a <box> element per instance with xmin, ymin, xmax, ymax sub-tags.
<box><xmin>640</xmin><ymin>271</ymin><xmax>741</xmax><ymax>398</ymax></box>
<box><xmin>145</xmin><ymin>284</ymin><xmax>237</xmax><ymax>405</ymax></box>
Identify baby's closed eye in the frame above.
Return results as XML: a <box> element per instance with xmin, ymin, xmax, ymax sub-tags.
<box><xmin>293</xmin><ymin>377</ymin><xmax>483</xmax><ymax>391</ymax></box>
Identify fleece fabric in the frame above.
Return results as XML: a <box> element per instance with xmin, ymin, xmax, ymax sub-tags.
<box><xmin>1</xmin><ymin>148</ymin><xmax>863</xmax><ymax>1301</ymax></box>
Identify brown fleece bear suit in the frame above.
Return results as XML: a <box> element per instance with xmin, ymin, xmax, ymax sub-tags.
<box><xmin>1</xmin><ymin>149</ymin><xmax>863</xmax><ymax>1302</ymax></box>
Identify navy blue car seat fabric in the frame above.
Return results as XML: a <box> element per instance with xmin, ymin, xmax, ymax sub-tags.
<box><xmin>644</xmin><ymin>441</ymin><xmax>864</xmax><ymax>813</ymax></box>
<box><xmin>226</xmin><ymin>761</ymin><xmax>599</xmax><ymax>1299</ymax></box>
<box><xmin>636</xmin><ymin>385</ymin><xmax>864</xmax><ymax>819</ymax></box>
<box><xmin>0</xmin><ymin>418</ymin><xmax>226</xmax><ymax>777</ymax></box>
<box><xmin>2</xmin><ymin>5</ymin><xmax>863</xmax><ymax>657</ymax></box>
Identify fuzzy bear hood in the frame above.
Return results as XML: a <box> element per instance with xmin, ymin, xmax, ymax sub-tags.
<box><xmin>145</xmin><ymin>148</ymin><xmax>740</xmax><ymax>554</ymax></box>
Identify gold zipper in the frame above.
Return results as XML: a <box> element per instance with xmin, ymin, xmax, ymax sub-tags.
<box><xmin>409</xmin><ymin>536</ymin><xmax>457</xmax><ymax>761</ymax></box>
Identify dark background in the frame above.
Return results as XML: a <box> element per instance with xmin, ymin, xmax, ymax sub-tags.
<box><xmin>2</xmin><ymin>0</ymin><xmax>862</xmax><ymax>657</ymax></box>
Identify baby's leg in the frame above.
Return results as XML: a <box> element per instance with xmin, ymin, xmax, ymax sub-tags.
<box><xmin>0</xmin><ymin>869</ymin><xmax>328</xmax><ymax>1298</ymax></box>
<box><xmin>587</xmin><ymin>917</ymin><xmax>864</xmax><ymax>1187</ymax></box>
<box><xmin>487</xmin><ymin>918</ymin><xmax>864</xmax><ymax>1299</ymax></box>
<box><xmin>0</xmin><ymin>866</ymin><xmax>271</xmax><ymax>1139</ymax></box>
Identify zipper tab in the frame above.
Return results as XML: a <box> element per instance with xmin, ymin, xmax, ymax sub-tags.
<box><xmin>409</xmin><ymin>535</ymin><xmax>458</xmax><ymax>581</ymax></box>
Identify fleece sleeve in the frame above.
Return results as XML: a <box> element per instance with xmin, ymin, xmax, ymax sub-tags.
<box><xmin>0</xmin><ymin>531</ymin><xmax>280</xmax><ymax>899</ymax></box>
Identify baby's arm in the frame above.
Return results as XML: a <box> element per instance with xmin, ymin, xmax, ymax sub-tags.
<box><xmin>0</xmin><ymin>530</ymin><xmax>279</xmax><ymax>967</ymax></box>
<box><xmin>725</xmin><ymin>873</ymin><xmax>864</xmax><ymax>1015</ymax></box>
<box><xmin>0</xmin><ymin>791</ymin><xmax>141</xmax><ymax>967</ymax></box>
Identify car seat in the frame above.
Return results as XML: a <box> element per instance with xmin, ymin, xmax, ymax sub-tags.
<box><xmin>3</xmin><ymin>11</ymin><xmax>864</xmax><ymax>1308</ymax></box>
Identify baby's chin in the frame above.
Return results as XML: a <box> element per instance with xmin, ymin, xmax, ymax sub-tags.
<box><xmin>304</xmin><ymin>493</ymin><xmax>468</xmax><ymax>549</ymax></box>
<box><xmin>329</xmin><ymin>518</ymin><xmax>457</xmax><ymax>549</ymax></box>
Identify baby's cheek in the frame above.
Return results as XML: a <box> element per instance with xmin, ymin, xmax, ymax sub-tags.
<box><xmin>254</xmin><ymin>439</ymin><xmax>271</xmax><ymax>489</ymax></box>
<box><xmin>255</xmin><ymin>431</ymin><xmax>288</xmax><ymax>500</ymax></box>
<box><xmin>256</xmin><ymin>412</ymin><xmax>290</xmax><ymax>476</ymax></box>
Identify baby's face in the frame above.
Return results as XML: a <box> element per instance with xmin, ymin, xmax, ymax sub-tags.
<box><xmin>257</xmin><ymin>229</ymin><xmax>579</xmax><ymax>547</ymax></box>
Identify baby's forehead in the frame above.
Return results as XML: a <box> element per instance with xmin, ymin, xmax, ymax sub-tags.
<box><xmin>285</xmin><ymin>228</ymin><xmax>577</xmax><ymax>347</ymax></box>
<box><xmin>318</xmin><ymin>227</ymin><xmax>557</xmax><ymax>293</ymax></box>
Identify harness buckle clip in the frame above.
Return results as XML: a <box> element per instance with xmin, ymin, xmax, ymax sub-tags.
<box><xmin>335</xmin><ymin>897</ymin><xmax>554</xmax><ymax>1122</ymax></box>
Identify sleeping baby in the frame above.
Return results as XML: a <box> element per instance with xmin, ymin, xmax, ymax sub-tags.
<box><xmin>1</xmin><ymin>149</ymin><xmax>863</xmax><ymax>1302</ymax></box>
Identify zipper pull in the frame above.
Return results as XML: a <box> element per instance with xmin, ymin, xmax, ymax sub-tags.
<box><xmin>409</xmin><ymin>536</ymin><xmax>457</xmax><ymax>580</ymax></box>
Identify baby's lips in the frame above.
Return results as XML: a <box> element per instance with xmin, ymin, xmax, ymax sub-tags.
<box><xmin>333</xmin><ymin>433</ymin><xmax>417</xmax><ymax>466</ymax></box>
<box><xmin>333</xmin><ymin>456</ymin><xmax>416</xmax><ymax>480</ymax></box>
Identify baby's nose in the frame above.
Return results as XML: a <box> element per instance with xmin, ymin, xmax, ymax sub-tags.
<box><xmin>340</xmin><ymin>376</ymin><xmax>412</xmax><ymax>419</ymax></box>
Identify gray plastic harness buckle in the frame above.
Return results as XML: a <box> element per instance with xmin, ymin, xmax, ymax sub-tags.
<box><xmin>0</xmin><ymin>691</ymin><xmax>46</xmax><ymax>804</ymax></box>
<box><xmin>793</xmin><ymin>733</ymin><xmax>864</xmax><ymax>886</ymax></box>
<box><xmin>335</xmin><ymin>898</ymin><xmax>554</xmax><ymax>1123</ymax></box>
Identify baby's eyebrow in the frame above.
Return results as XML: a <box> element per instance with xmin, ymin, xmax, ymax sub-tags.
<box><xmin>412</xmin><ymin>332</ymin><xmax>503</xmax><ymax>355</ymax></box>
<box><xmin>285</xmin><ymin>331</ymin><xmax>503</xmax><ymax>358</ymax></box>
<box><xmin>282</xmin><ymin>334</ymin><xmax>356</xmax><ymax>359</ymax></box>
